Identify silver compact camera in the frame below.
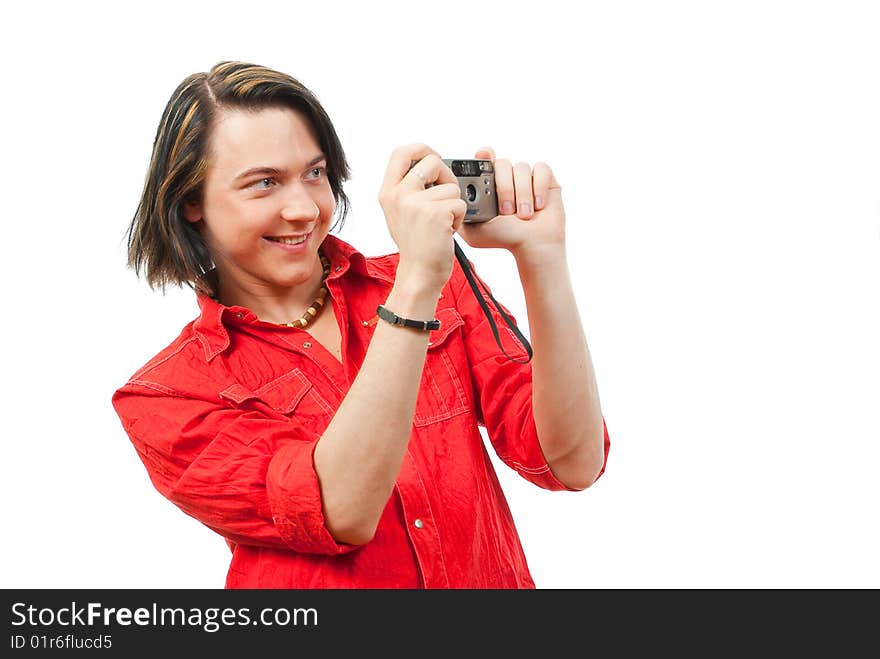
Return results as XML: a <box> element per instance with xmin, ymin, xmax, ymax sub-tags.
<box><xmin>410</xmin><ymin>158</ymin><xmax>498</xmax><ymax>223</ymax></box>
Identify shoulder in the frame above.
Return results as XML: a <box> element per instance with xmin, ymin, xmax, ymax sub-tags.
<box><xmin>118</xmin><ymin>320</ymin><xmax>215</xmax><ymax>395</ymax></box>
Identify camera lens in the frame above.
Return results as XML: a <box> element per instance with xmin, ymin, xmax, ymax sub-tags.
<box><xmin>466</xmin><ymin>184</ymin><xmax>477</xmax><ymax>202</ymax></box>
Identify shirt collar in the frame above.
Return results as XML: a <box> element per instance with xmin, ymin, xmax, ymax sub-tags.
<box><xmin>192</xmin><ymin>233</ymin><xmax>394</xmax><ymax>361</ymax></box>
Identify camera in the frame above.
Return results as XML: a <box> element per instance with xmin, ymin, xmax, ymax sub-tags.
<box><xmin>409</xmin><ymin>158</ymin><xmax>498</xmax><ymax>223</ymax></box>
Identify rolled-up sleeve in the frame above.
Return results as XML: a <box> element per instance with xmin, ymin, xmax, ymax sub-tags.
<box><xmin>112</xmin><ymin>382</ymin><xmax>358</xmax><ymax>555</ymax></box>
<box><xmin>450</xmin><ymin>255</ymin><xmax>610</xmax><ymax>491</ymax></box>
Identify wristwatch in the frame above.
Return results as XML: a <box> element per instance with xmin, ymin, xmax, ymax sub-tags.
<box><xmin>376</xmin><ymin>305</ymin><xmax>441</xmax><ymax>331</ymax></box>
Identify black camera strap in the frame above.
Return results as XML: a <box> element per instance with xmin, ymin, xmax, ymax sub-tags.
<box><xmin>453</xmin><ymin>237</ymin><xmax>533</xmax><ymax>364</ymax></box>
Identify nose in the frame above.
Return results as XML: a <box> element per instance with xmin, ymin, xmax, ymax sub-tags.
<box><xmin>280</xmin><ymin>186</ymin><xmax>320</xmax><ymax>222</ymax></box>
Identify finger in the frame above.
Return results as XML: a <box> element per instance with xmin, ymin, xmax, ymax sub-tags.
<box><xmin>406</xmin><ymin>153</ymin><xmax>448</xmax><ymax>190</ymax></box>
<box><xmin>380</xmin><ymin>143</ymin><xmax>439</xmax><ymax>192</ymax></box>
<box><xmin>452</xmin><ymin>209</ymin><xmax>464</xmax><ymax>234</ymax></box>
<box><xmin>494</xmin><ymin>158</ymin><xmax>515</xmax><ymax>215</ymax></box>
<box><xmin>532</xmin><ymin>161</ymin><xmax>554</xmax><ymax>211</ymax></box>
<box><xmin>474</xmin><ymin>146</ymin><xmax>496</xmax><ymax>160</ymax></box>
<box><xmin>434</xmin><ymin>158</ymin><xmax>458</xmax><ymax>188</ymax></box>
<box><xmin>448</xmin><ymin>198</ymin><xmax>468</xmax><ymax>230</ymax></box>
<box><xmin>422</xmin><ymin>182</ymin><xmax>462</xmax><ymax>201</ymax></box>
<box><xmin>513</xmin><ymin>162</ymin><xmax>534</xmax><ymax>219</ymax></box>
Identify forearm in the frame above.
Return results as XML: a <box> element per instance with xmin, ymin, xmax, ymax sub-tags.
<box><xmin>313</xmin><ymin>272</ymin><xmax>441</xmax><ymax>544</ymax></box>
<box><xmin>513</xmin><ymin>245</ymin><xmax>605</xmax><ymax>490</ymax></box>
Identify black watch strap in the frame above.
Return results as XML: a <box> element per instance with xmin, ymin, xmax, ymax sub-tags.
<box><xmin>376</xmin><ymin>305</ymin><xmax>440</xmax><ymax>331</ymax></box>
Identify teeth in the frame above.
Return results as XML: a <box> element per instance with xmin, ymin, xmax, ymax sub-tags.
<box><xmin>269</xmin><ymin>235</ymin><xmax>307</xmax><ymax>245</ymax></box>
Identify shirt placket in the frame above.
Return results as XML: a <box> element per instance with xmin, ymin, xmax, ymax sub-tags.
<box><xmin>275</xmin><ymin>265</ymin><xmax>350</xmax><ymax>395</ymax></box>
<box><xmin>395</xmin><ymin>449</ymin><xmax>450</xmax><ymax>588</ymax></box>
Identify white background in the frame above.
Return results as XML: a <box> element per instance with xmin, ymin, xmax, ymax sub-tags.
<box><xmin>1</xmin><ymin>0</ymin><xmax>878</xmax><ymax>589</ymax></box>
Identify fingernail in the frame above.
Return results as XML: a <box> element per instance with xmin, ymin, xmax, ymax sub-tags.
<box><xmin>520</xmin><ymin>202</ymin><xmax>532</xmax><ymax>216</ymax></box>
<box><xmin>501</xmin><ymin>201</ymin><xmax>514</xmax><ymax>215</ymax></box>
<box><xmin>535</xmin><ymin>196</ymin><xmax>544</xmax><ymax>210</ymax></box>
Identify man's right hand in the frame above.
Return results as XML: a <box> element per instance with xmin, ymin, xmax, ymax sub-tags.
<box><xmin>378</xmin><ymin>144</ymin><xmax>467</xmax><ymax>292</ymax></box>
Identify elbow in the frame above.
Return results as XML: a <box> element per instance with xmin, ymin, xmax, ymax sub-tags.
<box><xmin>320</xmin><ymin>483</ymin><xmax>393</xmax><ymax>546</ymax></box>
<box><xmin>563</xmin><ymin>459</ymin><xmax>604</xmax><ymax>491</ymax></box>
<box><xmin>546</xmin><ymin>453</ymin><xmax>600</xmax><ymax>491</ymax></box>
<box><xmin>329</xmin><ymin>521</ymin><xmax>377</xmax><ymax>547</ymax></box>
<box><xmin>546</xmin><ymin>430</ymin><xmax>606</xmax><ymax>491</ymax></box>
<box><xmin>323</xmin><ymin>508</ymin><xmax>380</xmax><ymax>546</ymax></box>
<box><xmin>579</xmin><ymin>447</ymin><xmax>606</xmax><ymax>489</ymax></box>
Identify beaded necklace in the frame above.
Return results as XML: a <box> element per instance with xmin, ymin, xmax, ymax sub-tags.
<box><xmin>282</xmin><ymin>251</ymin><xmax>332</xmax><ymax>328</ymax></box>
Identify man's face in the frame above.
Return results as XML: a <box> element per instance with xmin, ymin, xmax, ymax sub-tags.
<box><xmin>186</xmin><ymin>106</ymin><xmax>336</xmax><ymax>300</ymax></box>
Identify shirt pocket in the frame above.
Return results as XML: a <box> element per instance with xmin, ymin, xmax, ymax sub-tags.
<box><xmin>218</xmin><ymin>368</ymin><xmax>334</xmax><ymax>428</ymax></box>
<box><xmin>413</xmin><ymin>307</ymin><xmax>473</xmax><ymax>427</ymax></box>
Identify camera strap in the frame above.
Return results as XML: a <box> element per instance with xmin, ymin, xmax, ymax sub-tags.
<box><xmin>453</xmin><ymin>237</ymin><xmax>533</xmax><ymax>364</ymax></box>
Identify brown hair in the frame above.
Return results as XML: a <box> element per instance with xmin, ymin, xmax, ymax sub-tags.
<box><xmin>125</xmin><ymin>61</ymin><xmax>351</xmax><ymax>295</ymax></box>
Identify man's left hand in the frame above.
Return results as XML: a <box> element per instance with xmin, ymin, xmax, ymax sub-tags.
<box><xmin>455</xmin><ymin>147</ymin><xmax>566</xmax><ymax>260</ymax></box>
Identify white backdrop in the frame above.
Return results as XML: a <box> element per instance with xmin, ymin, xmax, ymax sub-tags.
<box><xmin>2</xmin><ymin>0</ymin><xmax>878</xmax><ymax>589</ymax></box>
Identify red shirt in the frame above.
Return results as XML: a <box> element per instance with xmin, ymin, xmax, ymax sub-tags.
<box><xmin>112</xmin><ymin>234</ymin><xmax>610</xmax><ymax>588</ymax></box>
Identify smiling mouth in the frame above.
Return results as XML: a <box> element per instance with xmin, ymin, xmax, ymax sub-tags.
<box><xmin>265</xmin><ymin>233</ymin><xmax>310</xmax><ymax>246</ymax></box>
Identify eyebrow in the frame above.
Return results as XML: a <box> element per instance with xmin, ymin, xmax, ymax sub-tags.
<box><xmin>233</xmin><ymin>154</ymin><xmax>327</xmax><ymax>182</ymax></box>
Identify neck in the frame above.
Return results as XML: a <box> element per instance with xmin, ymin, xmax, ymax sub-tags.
<box><xmin>214</xmin><ymin>253</ymin><xmax>327</xmax><ymax>324</ymax></box>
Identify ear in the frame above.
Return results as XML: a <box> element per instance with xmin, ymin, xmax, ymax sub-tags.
<box><xmin>183</xmin><ymin>198</ymin><xmax>202</xmax><ymax>223</ymax></box>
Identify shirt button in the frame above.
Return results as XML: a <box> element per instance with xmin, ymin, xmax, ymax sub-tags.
<box><xmin>236</xmin><ymin>312</ymin><xmax>244</xmax><ymax>319</ymax></box>
<box><xmin>362</xmin><ymin>320</ymin><xmax>369</xmax><ymax>327</ymax></box>
<box><xmin>303</xmin><ymin>342</ymin><xmax>312</xmax><ymax>349</ymax></box>
<box><xmin>413</xmin><ymin>519</ymin><xmax>424</xmax><ymax>529</ymax></box>
<box><xmin>427</xmin><ymin>342</ymin><xmax>433</xmax><ymax>346</ymax></box>
<box><xmin>334</xmin><ymin>265</ymin><xmax>343</xmax><ymax>272</ymax></box>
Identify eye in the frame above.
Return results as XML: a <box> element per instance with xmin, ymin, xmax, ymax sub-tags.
<box><xmin>307</xmin><ymin>166</ymin><xmax>326</xmax><ymax>180</ymax></box>
<box><xmin>251</xmin><ymin>177</ymin><xmax>275</xmax><ymax>190</ymax></box>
